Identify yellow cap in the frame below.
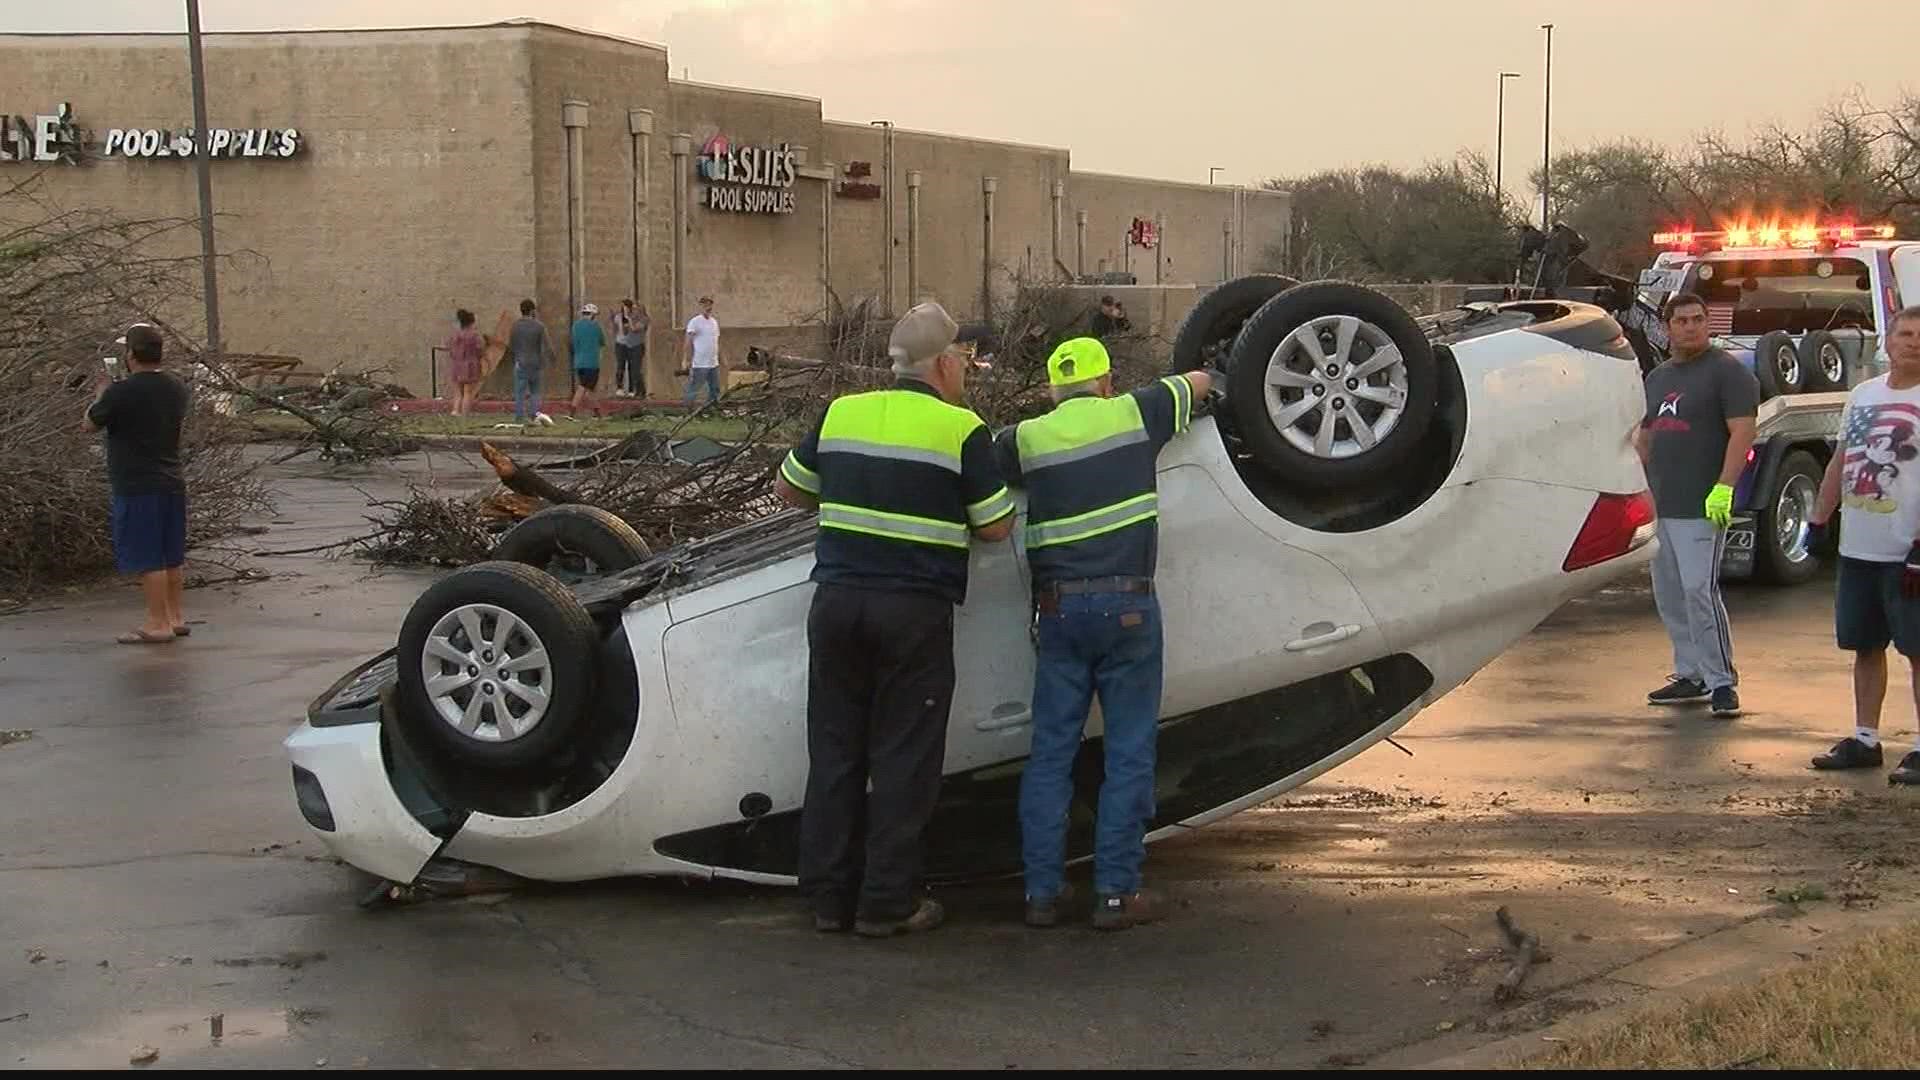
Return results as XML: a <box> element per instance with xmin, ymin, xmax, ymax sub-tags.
<box><xmin>1046</xmin><ymin>337</ymin><xmax>1111</xmax><ymax>387</ymax></box>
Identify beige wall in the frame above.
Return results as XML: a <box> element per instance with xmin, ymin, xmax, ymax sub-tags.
<box><xmin>525</xmin><ymin>27</ymin><xmax>670</xmax><ymax>391</ymax></box>
<box><xmin>0</xmin><ymin>28</ymin><xmax>538</xmax><ymax>391</ymax></box>
<box><xmin>1070</xmin><ymin>171</ymin><xmax>1291</xmax><ymax>285</ymax></box>
<box><xmin>824</xmin><ymin>121</ymin><xmax>1069</xmax><ymax>321</ymax></box>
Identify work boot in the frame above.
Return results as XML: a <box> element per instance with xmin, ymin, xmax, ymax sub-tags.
<box><xmin>1647</xmin><ymin>677</ymin><xmax>1708</xmax><ymax>705</ymax></box>
<box><xmin>1710</xmin><ymin>686</ymin><xmax>1741</xmax><ymax>718</ymax></box>
<box><xmin>1024</xmin><ymin>883</ymin><xmax>1076</xmax><ymax>929</ymax></box>
<box><xmin>1811</xmin><ymin>736</ymin><xmax>1882</xmax><ymax>770</ymax></box>
<box><xmin>1889</xmin><ymin>751</ymin><xmax>1920</xmax><ymax>785</ymax></box>
<box><xmin>854</xmin><ymin>897</ymin><xmax>944</xmax><ymax>938</ymax></box>
<box><xmin>1091</xmin><ymin>887</ymin><xmax>1168</xmax><ymax>931</ymax></box>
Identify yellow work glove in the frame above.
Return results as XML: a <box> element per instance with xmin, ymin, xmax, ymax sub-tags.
<box><xmin>1704</xmin><ymin>483</ymin><xmax>1734</xmax><ymax>528</ymax></box>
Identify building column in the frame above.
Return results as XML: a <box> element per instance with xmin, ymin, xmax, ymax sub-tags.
<box><xmin>906</xmin><ymin>170</ymin><xmax>922</xmax><ymax>307</ymax></box>
<box><xmin>562</xmin><ymin>99</ymin><xmax>589</xmax><ymax>322</ymax></box>
<box><xmin>1155</xmin><ymin>212</ymin><xmax>1166</xmax><ymax>286</ymax></box>
<box><xmin>670</xmin><ymin>132</ymin><xmax>691</xmax><ymax>334</ymax></box>
<box><xmin>982</xmin><ymin>176</ymin><xmax>997</xmax><ymax>319</ymax></box>
<box><xmin>627</xmin><ymin>108</ymin><xmax>653</xmax><ymax>322</ymax></box>
<box><xmin>1075</xmin><ymin>209</ymin><xmax>1088</xmax><ymax>280</ymax></box>
<box><xmin>1051</xmin><ymin>180</ymin><xmax>1064</xmax><ymax>277</ymax></box>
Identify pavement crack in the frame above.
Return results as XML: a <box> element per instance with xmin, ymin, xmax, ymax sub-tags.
<box><xmin>496</xmin><ymin>905</ymin><xmax>860</xmax><ymax>1066</ymax></box>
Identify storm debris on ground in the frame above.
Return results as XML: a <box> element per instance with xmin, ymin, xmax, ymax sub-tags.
<box><xmin>358</xmin><ymin>283</ymin><xmax>1148</xmax><ymax>563</ymax></box>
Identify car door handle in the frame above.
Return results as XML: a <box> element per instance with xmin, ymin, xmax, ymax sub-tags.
<box><xmin>1284</xmin><ymin>623</ymin><xmax>1361</xmax><ymax>652</ymax></box>
<box><xmin>975</xmin><ymin>703</ymin><xmax>1031</xmax><ymax>731</ymax></box>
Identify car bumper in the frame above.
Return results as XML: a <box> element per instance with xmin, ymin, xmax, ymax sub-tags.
<box><xmin>283</xmin><ymin>721</ymin><xmax>440</xmax><ymax>884</ymax></box>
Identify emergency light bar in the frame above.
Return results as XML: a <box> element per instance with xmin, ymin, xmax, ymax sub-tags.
<box><xmin>1654</xmin><ymin>223</ymin><xmax>1897</xmax><ymax>251</ymax></box>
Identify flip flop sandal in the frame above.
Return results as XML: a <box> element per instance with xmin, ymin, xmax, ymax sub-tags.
<box><xmin>117</xmin><ymin>629</ymin><xmax>175</xmax><ymax>645</ymax></box>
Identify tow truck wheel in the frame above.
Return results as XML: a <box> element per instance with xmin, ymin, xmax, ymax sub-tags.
<box><xmin>1754</xmin><ymin>451</ymin><xmax>1824</xmax><ymax>586</ymax></box>
<box><xmin>1753</xmin><ymin>331</ymin><xmax>1806</xmax><ymax>399</ymax></box>
<box><xmin>1798</xmin><ymin>331</ymin><xmax>1847</xmax><ymax>392</ymax></box>
<box><xmin>1226</xmin><ymin>281</ymin><xmax>1437</xmax><ymax>491</ymax></box>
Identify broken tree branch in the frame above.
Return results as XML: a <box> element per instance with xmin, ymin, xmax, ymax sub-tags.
<box><xmin>1492</xmin><ymin>905</ymin><xmax>1553</xmax><ymax>1004</ymax></box>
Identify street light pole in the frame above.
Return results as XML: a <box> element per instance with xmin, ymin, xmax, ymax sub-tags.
<box><xmin>1496</xmin><ymin>72</ymin><xmax>1520</xmax><ymax>202</ymax></box>
<box><xmin>185</xmin><ymin>0</ymin><xmax>221</xmax><ymax>358</ymax></box>
<box><xmin>1540</xmin><ymin>22</ymin><xmax>1554</xmax><ymax>229</ymax></box>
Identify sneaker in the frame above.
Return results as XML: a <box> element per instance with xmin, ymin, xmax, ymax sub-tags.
<box><xmin>1890</xmin><ymin>751</ymin><xmax>1920</xmax><ymax>785</ymax></box>
<box><xmin>1024</xmin><ymin>883</ymin><xmax>1076</xmax><ymax>929</ymax></box>
<box><xmin>1648</xmin><ymin>677</ymin><xmax>1709</xmax><ymax>705</ymax></box>
<box><xmin>1091</xmin><ymin>887</ymin><xmax>1169</xmax><ymax>931</ymax></box>
<box><xmin>854</xmin><ymin>897</ymin><xmax>944</xmax><ymax>938</ymax></box>
<box><xmin>1710</xmin><ymin>686</ymin><xmax>1741</xmax><ymax>718</ymax></box>
<box><xmin>1811</xmin><ymin>736</ymin><xmax>1883</xmax><ymax>770</ymax></box>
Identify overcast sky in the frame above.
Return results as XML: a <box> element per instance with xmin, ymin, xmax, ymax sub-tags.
<box><xmin>16</xmin><ymin>1</ymin><xmax>1920</xmax><ymax>195</ymax></box>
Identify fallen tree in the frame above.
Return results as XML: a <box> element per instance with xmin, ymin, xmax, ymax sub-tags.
<box><xmin>0</xmin><ymin>173</ymin><xmax>270</xmax><ymax>597</ymax></box>
<box><xmin>359</xmin><ymin>279</ymin><xmax>1134</xmax><ymax>565</ymax></box>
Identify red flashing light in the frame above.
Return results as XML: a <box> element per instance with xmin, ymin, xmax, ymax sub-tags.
<box><xmin>1653</xmin><ymin>221</ymin><xmax>1898</xmax><ymax>251</ymax></box>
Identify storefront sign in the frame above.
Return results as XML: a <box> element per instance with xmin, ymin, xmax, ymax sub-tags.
<box><xmin>698</xmin><ymin>134</ymin><xmax>796</xmax><ymax>215</ymax></box>
<box><xmin>836</xmin><ymin>160</ymin><xmax>881</xmax><ymax>200</ymax></box>
<box><xmin>0</xmin><ymin>102</ymin><xmax>302</xmax><ymax>163</ymax></box>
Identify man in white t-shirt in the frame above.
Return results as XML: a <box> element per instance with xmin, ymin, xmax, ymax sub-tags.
<box><xmin>682</xmin><ymin>295</ymin><xmax>722</xmax><ymax>408</ymax></box>
<box><xmin>1809</xmin><ymin>305</ymin><xmax>1920</xmax><ymax>783</ymax></box>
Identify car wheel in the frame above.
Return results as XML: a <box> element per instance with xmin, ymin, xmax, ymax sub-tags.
<box><xmin>1225</xmin><ymin>280</ymin><xmax>1438</xmax><ymax>490</ymax></box>
<box><xmin>1169</xmin><ymin>273</ymin><xmax>1301</xmax><ymax>373</ymax></box>
<box><xmin>1754</xmin><ymin>451</ymin><xmax>1824</xmax><ymax>586</ymax></box>
<box><xmin>1798</xmin><ymin>330</ymin><xmax>1847</xmax><ymax>392</ymax></box>
<box><xmin>395</xmin><ymin>561</ymin><xmax>599</xmax><ymax>774</ymax></box>
<box><xmin>491</xmin><ymin>505</ymin><xmax>651</xmax><ymax>583</ymax></box>
<box><xmin>1753</xmin><ymin>331</ymin><xmax>1805</xmax><ymax>399</ymax></box>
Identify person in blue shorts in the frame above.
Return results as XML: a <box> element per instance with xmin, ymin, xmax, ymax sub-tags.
<box><xmin>85</xmin><ymin>323</ymin><xmax>191</xmax><ymax>645</ymax></box>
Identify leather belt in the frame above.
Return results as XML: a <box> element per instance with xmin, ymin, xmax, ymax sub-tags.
<box><xmin>1033</xmin><ymin>576</ymin><xmax>1153</xmax><ymax>615</ymax></box>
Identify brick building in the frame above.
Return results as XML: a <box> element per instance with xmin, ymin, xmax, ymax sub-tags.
<box><xmin>0</xmin><ymin>20</ymin><xmax>1291</xmax><ymax>396</ymax></box>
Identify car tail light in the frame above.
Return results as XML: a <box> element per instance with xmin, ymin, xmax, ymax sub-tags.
<box><xmin>1563</xmin><ymin>491</ymin><xmax>1656</xmax><ymax>572</ymax></box>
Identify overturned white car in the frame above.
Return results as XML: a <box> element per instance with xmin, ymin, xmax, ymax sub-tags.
<box><xmin>285</xmin><ymin>278</ymin><xmax>1655</xmax><ymax>891</ymax></box>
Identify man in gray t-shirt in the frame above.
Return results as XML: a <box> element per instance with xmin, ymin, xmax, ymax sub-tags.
<box><xmin>1634</xmin><ymin>292</ymin><xmax>1761</xmax><ymax>716</ymax></box>
<box><xmin>508</xmin><ymin>298</ymin><xmax>556</xmax><ymax>423</ymax></box>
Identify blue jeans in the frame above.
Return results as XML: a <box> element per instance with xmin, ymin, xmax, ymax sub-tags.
<box><xmin>1019</xmin><ymin>589</ymin><xmax>1164</xmax><ymax>900</ymax></box>
<box><xmin>513</xmin><ymin>365</ymin><xmax>541</xmax><ymax>421</ymax></box>
<box><xmin>683</xmin><ymin>366</ymin><xmax>721</xmax><ymax>406</ymax></box>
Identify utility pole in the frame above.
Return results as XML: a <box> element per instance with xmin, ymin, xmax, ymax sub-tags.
<box><xmin>185</xmin><ymin>0</ymin><xmax>221</xmax><ymax>358</ymax></box>
<box><xmin>1496</xmin><ymin>71</ymin><xmax>1520</xmax><ymax>201</ymax></box>
<box><xmin>1540</xmin><ymin>23</ymin><xmax>1554</xmax><ymax>228</ymax></box>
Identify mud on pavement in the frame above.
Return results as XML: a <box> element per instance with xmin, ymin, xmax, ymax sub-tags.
<box><xmin>3</xmin><ymin>458</ymin><xmax>1918</xmax><ymax>1068</ymax></box>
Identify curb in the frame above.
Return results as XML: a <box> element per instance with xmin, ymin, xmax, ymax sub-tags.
<box><xmin>1373</xmin><ymin>897</ymin><xmax>1920</xmax><ymax>1069</ymax></box>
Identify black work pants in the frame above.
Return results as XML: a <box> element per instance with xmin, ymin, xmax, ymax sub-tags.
<box><xmin>798</xmin><ymin>583</ymin><xmax>956</xmax><ymax>923</ymax></box>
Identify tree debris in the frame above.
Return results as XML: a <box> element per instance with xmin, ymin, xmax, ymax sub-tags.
<box><xmin>1493</xmin><ymin>905</ymin><xmax>1553</xmax><ymax>1004</ymax></box>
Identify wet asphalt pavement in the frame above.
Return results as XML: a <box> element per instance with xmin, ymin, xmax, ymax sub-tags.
<box><xmin>4</xmin><ymin>452</ymin><xmax>1918</xmax><ymax>1068</ymax></box>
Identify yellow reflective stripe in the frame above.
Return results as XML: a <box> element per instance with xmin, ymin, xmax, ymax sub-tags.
<box><xmin>816</xmin><ymin>436</ymin><xmax>961</xmax><ymax>472</ymax></box>
<box><xmin>1163</xmin><ymin>375</ymin><xmax>1193</xmax><ymax>433</ymax></box>
<box><xmin>967</xmin><ymin>486</ymin><xmax>1015</xmax><ymax>527</ymax></box>
<box><xmin>1015</xmin><ymin>393</ymin><xmax>1147</xmax><ymax>460</ymax></box>
<box><xmin>780</xmin><ymin>451</ymin><xmax>821</xmax><ymax>494</ymax></box>
<box><xmin>818</xmin><ymin>502</ymin><xmax>969</xmax><ymax>548</ymax></box>
<box><xmin>1020</xmin><ymin>427</ymin><xmax>1148</xmax><ymax>472</ymax></box>
<box><xmin>1026</xmin><ymin>493</ymin><xmax>1159</xmax><ymax>548</ymax></box>
<box><xmin>819</xmin><ymin>388</ymin><xmax>986</xmax><ymax>457</ymax></box>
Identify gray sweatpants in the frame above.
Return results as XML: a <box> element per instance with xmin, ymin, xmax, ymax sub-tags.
<box><xmin>1651</xmin><ymin>516</ymin><xmax>1736</xmax><ymax>690</ymax></box>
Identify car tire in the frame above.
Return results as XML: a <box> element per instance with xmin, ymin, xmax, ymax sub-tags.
<box><xmin>491</xmin><ymin>504</ymin><xmax>651</xmax><ymax>582</ymax></box>
<box><xmin>1226</xmin><ymin>280</ymin><xmax>1438</xmax><ymax>490</ymax></box>
<box><xmin>1753</xmin><ymin>331</ymin><xmax>1805</xmax><ymax>399</ymax></box>
<box><xmin>396</xmin><ymin>561</ymin><xmax>599</xmax><ymax>774</ymax></box>
<box><xmin>1754</xmin><ymin>450</ymin><xmax>1824</xmax><ymax>586</ymax></box>
<box><xmin>1169</xmin><ymin>273</ymin><xmax>1301</xmax><ymax>373</ymax></box>
<box><xmin>1798</xmin><ymin>330</ymin><xmax>1847</xmax><ymax>392</ymax></box>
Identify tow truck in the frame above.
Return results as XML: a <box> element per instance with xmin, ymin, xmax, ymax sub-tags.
<box><xmin>1477</xmin><ymin>219</ymin><xmax>1917</xmax><ymax>585</ymax></box>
